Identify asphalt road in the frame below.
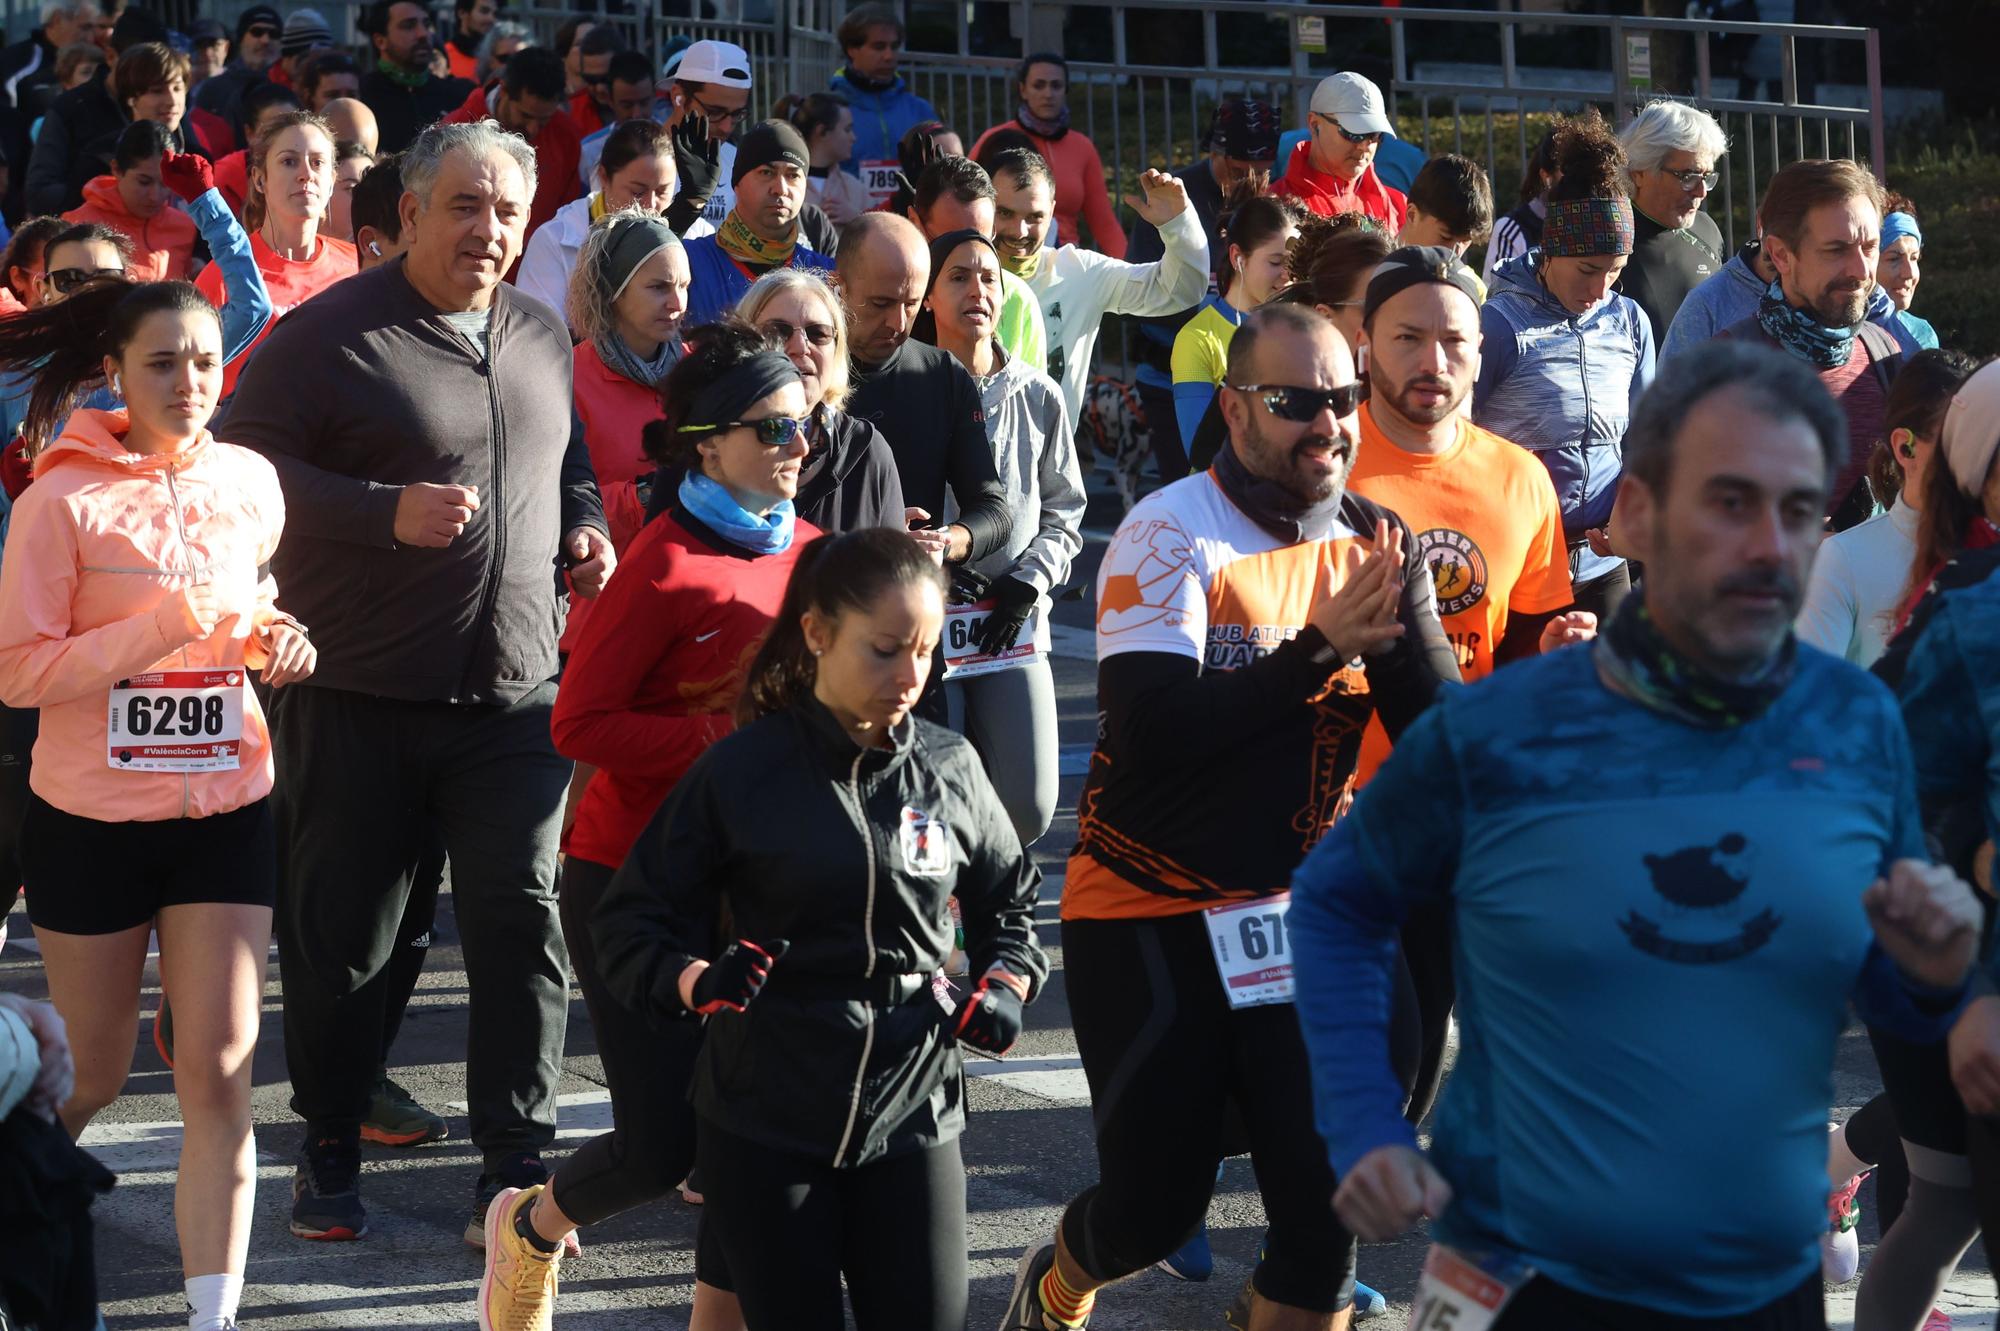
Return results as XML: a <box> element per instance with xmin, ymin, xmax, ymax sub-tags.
<box><xmin>2</xmin><ymin>480</ymin><xmax>1995</xmax><ymax>1329</ymax></box>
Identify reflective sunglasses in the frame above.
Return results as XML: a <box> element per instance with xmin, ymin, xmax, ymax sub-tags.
<box><xmin>1228</xmin><ymin>382</ymin><xmax>1365</xmax><ymax>421</ymax></box>
<box><xmin>1665</xmin><ymin>167</ymin><xmax>1720</xmax><ymax>192</ymax></box>
<box><xmin>718</xmin><ymin>415</ymin><xmax>807</xmax><ymax>447</ymax></box>
<box><xmin>762</xmin><ymin>319</ymin><xmax>838</xmax><ymax>347</ymax></box>
<box><xmin>1315</xmin><ymin>114</ymin><xmax>1381</xmax><ymax>145</ymax></box>
<box><xmin>46</xmin><ymin>265</ymin><xmax>123</xmax><ymax>294</ymax></box>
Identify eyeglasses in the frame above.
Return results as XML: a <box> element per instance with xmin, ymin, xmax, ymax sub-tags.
<box><xmin>762</xmin><ymin>319</ymin><xmax>838</xmax><ymax>348</ymax></box>
<box><xmin>688</xmin><ymin>91</ymin><xmax>749</xmax><ymax>128</ymax></box>
<box><xmin>1228</xmin><ymin>382</ymin><xmax>1365</xmax><ymax>422</ymax></box>
<box><xmin>1665</xmin><ymin>167</ymin><xmax>1720</xmax><ymax>192</ymax></box>
<box><xmin>1314</xmin><ymin>113</ymin><xmax>1381</xmax><ymax>146</ymax></box>
<box><xmin>45</xmin><ymin>265</ymin><xmax>123</xmax><ymax>294</ymax></box>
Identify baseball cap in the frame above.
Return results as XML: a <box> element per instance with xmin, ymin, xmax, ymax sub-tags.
<box><xmin>1310</xmin><ymin>71</ymin><xmax>1396</xmax><ymax>139</ymax></box>
<box><xmin>1361</xmin><ymin>245</ymin><xmax>1482</xmax><ymax>325</ymax></box>
<box><xmin>188</xmin><ymin>18</ymin><xmax>227</xmax><ymax>44</ymax></box>
<box><xmin>1943</xmin><ymin>360</ymin><xmax>2000</xmax><ymax>498</ymax></box>
<box><xmin>674</xmin><ymin>39</ymin><xmax>753</xmax><ymax>89</ymax></box>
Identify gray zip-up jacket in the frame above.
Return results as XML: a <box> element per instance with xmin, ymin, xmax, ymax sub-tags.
<box><xmin>960</xmin><ymin>351</ymin><xmax>1086</xmax><ymax>623</ymax></box>
<box><xmin>222</xmin><ymin>260</ymin><xmax>607</xmax><ymax>705</ymax></box>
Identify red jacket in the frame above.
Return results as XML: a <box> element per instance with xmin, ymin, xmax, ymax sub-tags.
<box><xmin>63</xmin><ymin>175</ymin><xmax>200</xmax><ymax>281</ymax></box>
<box><xmin>1270</xmin><ymin>140</ymin><xmax>1407</xmax><ymax>233</ymax></box>
<box><xmin>443</xmin><ymin>84</ymin><xmax>583</xmax><ymax>241</ymax></box>
<box><xmin>188</xmin><ymin>107</ymin><xmax>232</xmax><ymax>158</ymax></box>
<box><xmin>552</xmin><ymin>507</ymin><xmax>820</xmax><ymax>867</ymax></box>
<box><xmin>560</xmin><ymin>340</ymin><xmax>668</xmax><ymax>653</ymax></box>
<box><xmin>568</xmin><ymin>88</ymin><xmax>606</xmax><ymax>137</ymax></box>
<box><xmin>212</xmin><ymin>149</ymin><xmax>250</xmax><ymax>219</ymax></box>
<box><xmin>970</xmin><ymin>120</ymin><xmax>1127</xmax><ymax>258</ymax></box>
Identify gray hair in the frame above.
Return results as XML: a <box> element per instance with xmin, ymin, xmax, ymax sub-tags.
<box><xmin>735</xmin><ymin>267</ymin><xmax>852</xmax><ymax>409</ymax></box>
<box><xmin>1623</xmin><ymin>340</ymin><xmax>1844</xmax><ymax>495</ymax></box>
<box><xmin>42</xmin><ymin>0</ymin><xmax>86</xmax><ymax>22</ymax></box>
<box><xmin>475</xmin><ymin>21</ymin><xmax>532</xmax><ymax>85</ymax></box>
<box><xmin>1620</xmin><ymin>100</ymin><xmax>1729</xmax><ymax>181</ymax></box>
<box><xmin>402</xmin><ymin>119</ymin><xmax>539</xmax><ymax>215</ymax></box>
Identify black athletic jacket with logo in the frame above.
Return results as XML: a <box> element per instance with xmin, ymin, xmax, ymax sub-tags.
<box><xmin>593</xmin><ymin>695</ymin><xmax>1048</xmax><ymax>1168</ymax></box>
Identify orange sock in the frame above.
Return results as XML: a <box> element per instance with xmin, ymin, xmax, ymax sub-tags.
<box><xmin>1039</xmin><ymin>1258</ymin><xmax>1096</xmax><ymax>1328</ymax></box>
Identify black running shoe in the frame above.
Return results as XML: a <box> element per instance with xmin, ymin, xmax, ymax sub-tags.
<box><xmin>465</xmin><ymin>1152</ymin><xmax>552</xmax><ymax>1248</ymax></box>
<box><xmin>291</xmin><ymin>1136</ymin><xmax>366</xmax><ymax>1241</ymax></box>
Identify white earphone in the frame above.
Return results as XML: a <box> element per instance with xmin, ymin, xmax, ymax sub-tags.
<box><xmin>111</xmin><ymin>373</ymin><xmax>121</xmax><ymax>396</ymax></box>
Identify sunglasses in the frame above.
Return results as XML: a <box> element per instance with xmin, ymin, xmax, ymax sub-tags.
<box><xmin>46</xmin><ymin>265</ymin><xmax>123</xmax><ymax>293</ymax></box>
<box><xmin>1665</xmin><ymin>167</ymin><xmax>1720</xmax><ymax>192</ymax></box>
<box><xmin>1229</xmin><ymin>382</ymin><xmax>1365</xmax><ymax>422</ymax></box>
<box><xmin>686</xmin><ymin>415</ymin><xmax>807</xmax><ymax>447</ymax></box>
<box><xmin>1315</xmin><ymin>114</ymin><xmax>1381</xmax><ymax>145</ymax></box>
<box><xmin>762</xmin><ymin>319</ymin><xmax>837</xmax><ymax>347</ymax></box>
<box><xmin>245</xmin><ymin>24</ymin><xmax>280</xmax><ymax>38</ymax></box>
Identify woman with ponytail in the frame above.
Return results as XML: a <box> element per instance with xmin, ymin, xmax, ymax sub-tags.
<box><xmin>0</xmin><ymin>277</ymin><xmax>313</xmax><ymax>1331</ymax></box>
<box><xmin>590</xmin><ymin>525</ymin><xmax>1046</xmax><ymax>1331</ymax></box>
<box><xmin>1474</xmin><ymin>108</ymin><xmax>1656</xmax><ymax>622</ymax></box>
<box><xmin>480</xmin><ymin>319</ymin><xmax>816</xmax><ymax>1331</ymax></box>
<box><xmin>1170</xmin><ymin>188</ymin><xmax>1303</xmax><ymax>456</ymax></box>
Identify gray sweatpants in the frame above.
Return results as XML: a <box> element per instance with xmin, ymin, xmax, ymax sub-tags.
<box><xmin>943</xmin><ymin>656</ymin><xmax>1059</xmax><ymax>848</ymax></box>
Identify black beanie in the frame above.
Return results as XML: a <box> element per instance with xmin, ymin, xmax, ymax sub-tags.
<box><xmin>235</xmin><ymin>5</ymin><xmax>281</xmax><ymax>43</ymax></box>
<box><xmin>731</xmin><ymin>120</ymin><xmax>810</xmax><ymax>188</ymax></box>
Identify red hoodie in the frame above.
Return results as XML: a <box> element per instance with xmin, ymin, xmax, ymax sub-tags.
<box><xmin>1270</xmin><ymin>139</ymin><xmax>1407</xmax><ymax>233</ymax></box>
<box><xmin>443</xmin><ymin>85</ymin><xmax>583</xmax><ymax>243</ymax></box>
<box><xmin>63</xmin><ymin>176</ymin><xmax>200</xmax><ymax>282</ymax></box>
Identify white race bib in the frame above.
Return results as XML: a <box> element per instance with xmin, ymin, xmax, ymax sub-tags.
<box><xmin>860</xmin><ymin>158</ymin><xmax>901</xmax><ymax>205</ymax></box>
<box><xmin>1202</xmin><ymin>893</ymin><xmax>1294</xmax><ymax>1008</ymax></box>
<box><xmin>941</xmin><ymin>600</ymin><xmax>1041</xmax><ymax>680</ymax></box>
<box><xmin>106</xmin><ymin>669</ymin><xmax>245</xmax><ymax>772</ymax></box>
<box><xmin>1408</xmin><ymin>1244</ymin><xmax>1535</xmax><ymax>1331</ymax></box>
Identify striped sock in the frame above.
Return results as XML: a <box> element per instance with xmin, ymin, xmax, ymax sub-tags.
<box><xmin>1039</xmin><ymin>1259</ymin><xmax>1096</xmax><ymax>1328</ymax></box>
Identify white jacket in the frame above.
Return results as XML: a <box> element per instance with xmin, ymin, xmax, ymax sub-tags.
<box><xmin>513</xmin><ymin>193</ymin><xmax>715</xmax><ymax>333</ymax></box>
<box><xmin>1025</xmin><ymin>204</ymin><xmax>1208</xmax><ymax>431</ymax></box>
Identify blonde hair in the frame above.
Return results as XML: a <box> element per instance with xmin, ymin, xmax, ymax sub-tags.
<box><xmin>735</xmin><ymin>267</ymin><xmax>852</xmax><ymax>410</ymax></box>
<box><xmin>566</xmin><ymin>205</ymin><xmax>686</xmax><ymax>345</ymax></box>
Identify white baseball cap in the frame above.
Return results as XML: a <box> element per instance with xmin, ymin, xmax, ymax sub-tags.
<box><xmin>1310</xmin><ymin>71</ymin><xmax>1396</xmax><ymax>138</ymax></box>
<box><xmin>671</xmin><ymin>39</ymin><xmax>753</xmax><ymax>89</ymax></box>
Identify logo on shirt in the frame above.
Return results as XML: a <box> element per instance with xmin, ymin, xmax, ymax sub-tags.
<box><xmin>900</xmin><ymin>806</ymin><xmax>952</xmax><ymax>877</ymax></box>
<box><xmin>1099</xmin><ymin>519</ymin><xmax>1193</xmax><ymax>636</ymax></box>
<box><xmin>1417</xmin><ymin>528</ymin><xmax>1488</xmax><ymax>617</ymax></box>
<box><xmin>1621</xmin><ymin>833</ymin><xmax>1783</xmax><ymax>964</ymax></box>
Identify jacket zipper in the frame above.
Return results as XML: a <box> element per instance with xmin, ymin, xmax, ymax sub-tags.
<box><xmin>456</xmin><ymin>322</ymin><xmax>506</xmax><ymax>700</ymax></box>
<box><xmin>831</xmin><ymin>747</ymin><xmax>878</xmax><ymax>1166</ymax></box>
<box><xmin>162</xmin><ymin>466</ymin><xmax>196</xmax><ymax>818</ymax></box>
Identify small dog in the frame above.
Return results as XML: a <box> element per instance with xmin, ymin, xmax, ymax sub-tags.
<box><xmin>1079</xmin><ymin>377</ymin><xmax>1154</xmax><ymax>514</ymax></box>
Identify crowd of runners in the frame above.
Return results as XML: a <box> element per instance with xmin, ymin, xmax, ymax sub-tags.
<box><xmin>0</xmin><ymin>3</ymin><xmax>1994</xmax><ymax>1331</ymax></box>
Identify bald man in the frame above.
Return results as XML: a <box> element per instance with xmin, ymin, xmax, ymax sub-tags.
<box><xmin>321</xmin><ymin>96</ymin><xmax>380</xmax><ymax>155</ymax></box>
<box><xmin>838</xmin><ymin>212</ymin><xmax>1012</xmax><ymax>573</ymax></box>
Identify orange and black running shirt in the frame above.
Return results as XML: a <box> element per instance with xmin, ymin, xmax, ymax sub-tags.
<box><xmin>1063</xmin><ymin>469</ymin><xmax>1459</xmax><ymax>922</ymax></box>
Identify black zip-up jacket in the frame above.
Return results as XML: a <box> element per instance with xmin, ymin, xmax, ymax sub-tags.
<box><xmin>222</xmin><ymin>260</ymin><xmax>608</xmax><ymax>705</ymax></box>
<box><xmin>24</xmin><ymin>68</ymin><xmax>118</xmax><ymax>215</ymax></box>
<box><xmin>795</xmin><ymin>407</ymin><xmax>905</xmax><ymax>533</ymax></box>
<box><xmin>360</xmin><ymin>67</ymin><xmax>476</xmax><ymax>155</ymax></box>
<box><xmin>593</xmin><ymin>697</ymin><xmax>1049</xmax><ymax>1168</ymax></box>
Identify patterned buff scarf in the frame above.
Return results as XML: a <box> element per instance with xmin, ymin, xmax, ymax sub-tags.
<box><xmin>717</xmin><ymin>210</ymin><xmax>797</xmax><ymax>271</ymax></box>
<box><xmin>1016</xmin><ymin>103</ymin><xmax>1070</xmax><ymax>141</ymax></box>
<box><xmin>1595</xmin><ymin>596</ymin><xmax>1796</xmax><ymax>729</ymax></box>
<box><xmin>1756</xmin><ymin>277</ymin><xmax>1856</xmax><ymax>369</ymax></box>
<box><xmin>375</xmin><ymin>56</ymin><xmax>427</xmax><ymax>88</ymax></box>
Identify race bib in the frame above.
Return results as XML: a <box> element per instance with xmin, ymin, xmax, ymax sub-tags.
<box><xmin>941</xmin><ymin>600</ymin><xmax>1041</xmax><ymax>680</ymax></box>
<box><xmin>106</xmin><ymin>669</ymin><xmax>245</xmax><ymax>772</ymax></box>
<box><xmin>860</xmin><ymin>158</ymin><xmax>901</xmax><ymax>205</ymax></box>
<box><xmin>1408</xmin><ymin>1244</ymin><xmax>1535</xmax><ymax>1331</ymax></box>
<box><xmin>1202</xmin><ymin>893</ymin><xmax>1294</xmax><ymax>1008</ymax></box>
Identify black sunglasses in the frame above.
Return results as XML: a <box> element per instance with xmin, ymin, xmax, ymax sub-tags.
<box><xmin>46</xmin><ymin>265</ymin><xmax>123</xmax><ymax>293</ymax></box>
<box><xmin>1314</xmin><ymin>113</ymin><xmax>1381</xmax><ymax>146</ymax></box>
<box><xmin>1228</xmin><ymin>382</ymin><xmax>1365</xmax><ymax>422</ymax></box>
<box><xmin>762</xmin><ymin>319</ymin><xmax>837</xmax><ymax>347</ymax></box>
<box><xmin>245</xmin><ymin>24</ymin><xmax>280</xmax><ymax>38</ymax></box>
<box><xmin>679</xmin><ymin>415</ymin><xmax>807</xmax><ymax>447</ymax></box>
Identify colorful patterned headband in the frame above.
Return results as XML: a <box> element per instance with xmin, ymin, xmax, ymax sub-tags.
<box><xmin>1543</xmin><ymin>196</ymin><xmax>1636</xmax><ymax>258</ymax></box>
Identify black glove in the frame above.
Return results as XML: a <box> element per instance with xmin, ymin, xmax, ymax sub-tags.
<box><xmin>974</xmin><ymin>576</ymin><xmax>1039</xmax><ymax>655</ymax></box>
<box><xmin>689</xmin><ymin>938</ymin><xmax>788</xmax><ymax>1015</ymax></box>
<box><xmin>947</xmin><ymin>563</ymin><xmax>991</xmax><ymax>607</ymax></box>
<box><xmin>667</xmin><ymin>112</ymin><xmax>721</xmax><ymax>236</ymax></box>
<box><xmin>952</xmin><ymin>975</ymin><xmax>1025</xmax><ymax>1054</ymax></box>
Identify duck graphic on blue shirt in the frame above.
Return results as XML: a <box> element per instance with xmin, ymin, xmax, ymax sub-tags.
<box><xmin>1621</xmin><ymin>833</ymin><xmax>1782</xmax><ymax>964</ymax></box>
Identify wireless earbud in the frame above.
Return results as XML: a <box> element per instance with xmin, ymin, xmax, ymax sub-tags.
<box><xmin>1893</xmin><ymin>427</ymin><xmax>1916</xmax><ymax>460</ymax></box>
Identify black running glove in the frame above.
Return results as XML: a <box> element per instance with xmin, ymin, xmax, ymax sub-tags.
<box><xmin>952</xmin><ymin>975</ymin><xmax>1025</xmax><ymax>1054</ymax></box>
<box><xmin>667</xmin><ymin>113</ymin><xmax>721</xmax><ymax>237</ymax></box>
<box><xmin>974</xmin><ymin>576</ymin><xmax>1039</xmax><ymax>656</ymax></box>
<box><xmin>689</xmin><ymin>938</ymin><xmax>789</xmax><ymax>1015</ymax></box>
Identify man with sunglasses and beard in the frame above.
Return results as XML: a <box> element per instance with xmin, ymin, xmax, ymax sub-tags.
<box><xmin>1000</xmin><ymin>303</ymin><xmax>1457</xmax><ymax>1331</ymax></box>
<box><xmin>1272</xmin><ymin>72</ymin><xmax>1407</xmax><ymax>233</ymax></box>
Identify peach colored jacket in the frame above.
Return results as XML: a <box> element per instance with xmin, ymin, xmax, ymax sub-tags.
<box><xmin>0</xmin><ymin>409</ymin><xmax>293</xmax><ymax>821</ymax></box>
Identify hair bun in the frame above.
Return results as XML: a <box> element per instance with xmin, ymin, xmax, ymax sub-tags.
<box><xmin>1548</xmin><ymin>109</ymin><xmax>1626</xmax><ymax>203</ymax></box>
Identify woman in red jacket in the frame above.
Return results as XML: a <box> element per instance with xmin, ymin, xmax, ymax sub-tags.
<box><xmin>479</xmin><ymin>320</ymin><xmax>812</xmax><ymax>1330</ymax></box>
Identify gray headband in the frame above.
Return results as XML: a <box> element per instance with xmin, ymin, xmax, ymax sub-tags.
<box><xmin>603</xmin><ymin>214</ymin><xmax>682</xmax><ymax>302</ymax></box>
<box><xmin>676</xmin><ymin>350</ymin><xmax>803</xmax><ymax>439</ymax></box>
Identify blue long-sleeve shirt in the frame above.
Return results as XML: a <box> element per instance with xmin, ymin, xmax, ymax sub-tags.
<box><xmin>1291</xmin><ymin>640</ymin><xmax>1962</xmax><ymax>1317</ymax></box>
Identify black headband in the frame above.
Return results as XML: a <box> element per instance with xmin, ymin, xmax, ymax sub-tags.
<box><xmin>923</xmin><ymin>227</ymin><xmax>998</xmax><ymax>297</ymax></box>
<box><xmin>676</xmin><ymin>350</ymin><xmax>802</xmax><ymax>440</ymax></box>
<box><xmin>1361</xmin><ymin>245</ymin><xmax>1484</xmax><ymax>325</ymax></box>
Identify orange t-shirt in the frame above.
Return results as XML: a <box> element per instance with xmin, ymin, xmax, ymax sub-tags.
<box><xmin>196</xmin><ymin>231</ymin><xmax>358</xmax><ymax>398</ymax></box>
<box><xmin>1348</xmin><ymin>403</ymin><xmax>1573</xmax><ymax>780</ymax></box>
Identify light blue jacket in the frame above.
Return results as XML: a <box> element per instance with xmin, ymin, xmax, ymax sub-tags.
<box><xmin>1661</xmin><ymin>247</ymin><xmax>1916</xmax><ymax>363</ymax></box>
<box><xmin>830</xmin><ymin>70</ymin><xmax>939</xmax><ymax>179</ymax></box>
<box><xmin>1473</xmin><ymin>252</ymin><xmax>1656</xmax><ymax>585</ymax></box>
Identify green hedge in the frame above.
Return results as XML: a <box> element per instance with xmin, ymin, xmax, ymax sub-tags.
<box><xmin>1888</xmin><ymin>117</ymin><xmax>2000</xmax><ymax>358</ymax></box>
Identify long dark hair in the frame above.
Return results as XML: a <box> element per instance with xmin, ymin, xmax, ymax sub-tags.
<box><xmin>736</xmin><ymin>528</ymin><xmax>947</xmax><ymax>725</ymax></box>
<box><xmin>1904</xmin><ymin>349</ymin><xmax>1986</xmax><ymax>601</ymax></box>
<box><xmin>1216</xmin><ymin>180</ymin><xmax>1301</xmax><ymax>298</ymax></box>
<box><xmin>643</xmin><ymin>318</ymin><xmax>776</xmax><ymax>472</ymax></box>
<box><xmin>0</xmin><ymin>279</ymin><xmax>219</xmax><ymax>449</ymax></box>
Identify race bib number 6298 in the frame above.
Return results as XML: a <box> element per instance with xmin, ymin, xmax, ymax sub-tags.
<box><xmin>106</xmin><ymin>669</ymin><xmax>245</xmax><ymax>772</ymax></box>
